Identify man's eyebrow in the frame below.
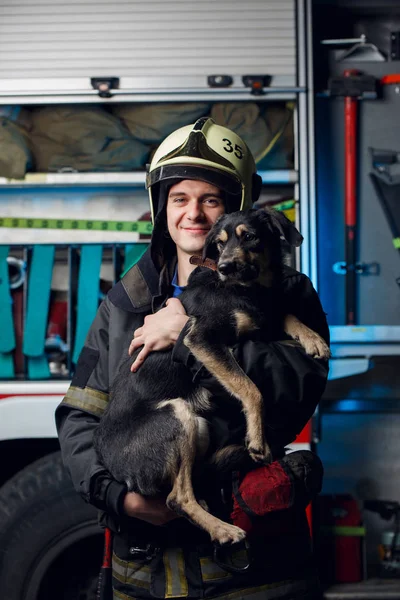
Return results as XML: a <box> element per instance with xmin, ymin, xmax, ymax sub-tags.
<box><xmin>168</xmin><ymin>191</ymin><xmax>223</xmax><ymax>198</ymax></box>
<box><xmin>168</xmin><ymin>191</ymin><xmax>187</xmax><ymax>197</ymax></box>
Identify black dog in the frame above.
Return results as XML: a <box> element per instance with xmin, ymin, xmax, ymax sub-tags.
<box><xmin>94</xmin><ymin>208</ymin><xmax>329</xmax><ymax>545</ymax></box>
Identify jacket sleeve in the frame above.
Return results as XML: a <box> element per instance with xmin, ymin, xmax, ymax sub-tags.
<box><xmin>172</xmin><ymin>272</ymin><xmax>330</xmax><ymax>449</ymax></box>
<box><xmin>55</xmin><ymin>296</ymin><xmax>127</xmax><ymax>517</ymax></box>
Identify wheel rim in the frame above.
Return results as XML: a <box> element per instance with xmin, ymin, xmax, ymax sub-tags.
<box><xmin>22</xmin><ymin>519</ymin><xmax>101</xmax><ymax>600</ymax></box>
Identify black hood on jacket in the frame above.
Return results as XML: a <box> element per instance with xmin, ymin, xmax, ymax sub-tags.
<box><xmin>150</xmin><ymin>179</ymin><xmax>181</xmax><ymax>272</ymax></box>
<box><xmin>108</xmin><ymin>180</ymin><xmax>179</xmax><ymax>313</ymax></box>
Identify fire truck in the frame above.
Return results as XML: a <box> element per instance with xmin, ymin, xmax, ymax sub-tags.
<box><xmin>1</xmin><ymin>1</ymin><xmax>400</xmax><ymax>598</ymax></box>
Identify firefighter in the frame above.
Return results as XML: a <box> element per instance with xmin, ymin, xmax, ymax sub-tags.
<box><xmin>56</xmin><ymin>118</ymin><xmax>329</xmax><ymax>600</ymax></box>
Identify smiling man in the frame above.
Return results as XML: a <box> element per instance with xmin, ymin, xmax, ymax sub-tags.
<box><xmin>56</xmin><ymin>118</ymin><xmax>329</xmax><ymax>600</ymax></box>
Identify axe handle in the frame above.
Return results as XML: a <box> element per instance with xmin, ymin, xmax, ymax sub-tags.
<box><xmin>97</xmin><ymin>528</ymin><xmax>113</xmax><ymax>600</ymax></box>
<box><xmin>344</xmin><ymin>70</ymin><xmax>358</xmax><ymax>325</ymax></box>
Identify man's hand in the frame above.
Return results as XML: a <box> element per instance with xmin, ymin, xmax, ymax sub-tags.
<box><xmin>129</xmin><ymin>298</ymin><xmax>189</xmax><ymax>372</ymax></box>
<box><xmin>123</xmin><ymin>491</ymin><xmax>179</xmax><ymax>526</ymax></box>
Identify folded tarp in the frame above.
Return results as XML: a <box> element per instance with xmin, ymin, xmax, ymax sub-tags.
<box><xmin>112</xmin><ymin>102</ymin><xmax>210</xmax><ymax>145</ymax></box>
<box><xmin>0</xmin><ymin>118</ymin><xmax>33</xmax><ymax>179</ymax></box>
<box><xmin>30</xmin><ymin>106</ymin><xmax>149</xmax><ymax>172</ymax></box>
<box><xmin>211</xmin><ymin>102</ymin><xmax>294</xmax><ymax>169</ymax></box>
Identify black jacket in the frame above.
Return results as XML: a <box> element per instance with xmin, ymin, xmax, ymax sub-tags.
<box><xmin>56</xmin><ymin>247</ymin><xmax>329</xmax><ymax>530</ymax></box>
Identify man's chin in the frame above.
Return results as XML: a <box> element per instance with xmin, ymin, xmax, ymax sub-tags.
<box><xmin>180</xmin><ymin>242</ymin><xmax>205</xmax><ymax>256</ymax></box>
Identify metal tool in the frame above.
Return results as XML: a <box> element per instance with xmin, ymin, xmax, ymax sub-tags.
<box><xmin>328</xmin><ymin>70</ymin><xmax>377</xmax><ymax>324</ymax></box>
<box><xmin>322</xmin><ymin>35</ymin><xmax>386</xmax><ymax>62</ymax></box>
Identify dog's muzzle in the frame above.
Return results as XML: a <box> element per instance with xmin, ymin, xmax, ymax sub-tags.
<box><xmin>217</xmin><ymin>261</ymin><xmax>259</xmax><ymax>283</ymax></box>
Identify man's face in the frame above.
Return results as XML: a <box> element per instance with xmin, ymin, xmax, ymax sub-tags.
<box><xmin>166</xmin><ymin>179</ymin><xmax>225</xmax><ymax>256</ymax></box>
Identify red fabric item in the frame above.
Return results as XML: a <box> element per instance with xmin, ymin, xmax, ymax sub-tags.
<box><xmin>236</xmin><ymin>462</ymin><xmax>292</xmax><ymax>515</ymax></box>
<box><xmin>231</xmin><ymin>462</ymin><xmax>293</xmax><ymax>534</ymax></box>
<box><xmin>231</xmin><ymin>502</ymin><xmax>253</xmax><ymax>533</ymax></box>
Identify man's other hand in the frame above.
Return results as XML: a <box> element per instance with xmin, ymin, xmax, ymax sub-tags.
<box><xmin>123</xmin><ymin>491</ymin><xmax>179</xmax><ymax>526</ymax></box>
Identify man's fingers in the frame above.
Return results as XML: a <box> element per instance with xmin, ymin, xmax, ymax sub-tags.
<box><xmin>128</xmin><ymin>337</ymin><xmax>143</xmax><ymax>355</ymax></box>
<box><xmin>130</xmin><ymin>346</ymin><xmax>151</xmax><ymax>372</ymax></box>
<box><xmin>128</xmin><ymin>327</ymin><xmax>144</xmax><ymax>355</ymax></box>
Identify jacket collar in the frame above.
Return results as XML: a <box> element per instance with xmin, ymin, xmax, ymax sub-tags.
<box><xmin>108</xmin><ymin>247</ymin><xmax>176</xmax><ymax>313</ymax></box>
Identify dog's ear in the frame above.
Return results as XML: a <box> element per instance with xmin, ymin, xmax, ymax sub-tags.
<box><xmin>202</xmin><ymin>216</ymin><xmax>224</xmax><ymax>260</ymax></box>
<box><xmin>257</xmin><ymin>208</ymin><xmax>303</xmax><ymax>247</ymax></box>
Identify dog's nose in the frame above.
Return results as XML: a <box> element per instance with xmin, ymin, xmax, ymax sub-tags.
<box><xmin>218</xmin><ymin>262</ymin><xmax>237</xmax><ymax>275</ymax></box>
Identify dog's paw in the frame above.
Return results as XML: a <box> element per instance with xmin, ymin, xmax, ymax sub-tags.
<box><xmin>300</xmin><ymin>332</ymin><xmax>331</xmax><ymax>360</ymax></box>
<box><xmin>247</xmin><ymin>442</ymin><xmax>272</xmax><ymax>465</ymax></box>
<box><xmin>211</xmin><ymin>524</ymin><xmax>246</xmax><ymax>546</ymax></box>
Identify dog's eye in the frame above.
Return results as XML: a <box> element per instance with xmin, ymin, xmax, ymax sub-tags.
<box><xmin>243</xmin><ymin>233</ymin><xmax>256</xmax><ymax>242</ymax></box>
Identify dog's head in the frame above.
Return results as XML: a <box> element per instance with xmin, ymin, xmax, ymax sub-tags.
<box><xmin>202</xmin><ymin>208</ymin><xmax>303</xmax><ymax>285</ymax></box>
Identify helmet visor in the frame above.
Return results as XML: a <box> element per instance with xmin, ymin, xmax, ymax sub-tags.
<box><xmin>147</xmin><ymin>164</ymin><xmax>241</xmax><ymax>194</ymax></box>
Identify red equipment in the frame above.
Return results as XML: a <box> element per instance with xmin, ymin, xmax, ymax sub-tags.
<box><xmin>328</xmin><ymin>70</ymin><xmax>377</xmax><ymax>324</ymax></box>
<box><xmin>97</xmin><ymin>527</ymin><xmax>113</xmax><ymax>600</ymax></box>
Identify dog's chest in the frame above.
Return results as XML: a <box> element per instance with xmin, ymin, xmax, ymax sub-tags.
<box><xmin>180</xmin><ymin>272</ymin><xmax>250</xmax><ymax>318</ymax></box>
<box><xmin>180</xmin><ymin>270</ymin><xmax>283</xmax><ymax>338</ymax></box>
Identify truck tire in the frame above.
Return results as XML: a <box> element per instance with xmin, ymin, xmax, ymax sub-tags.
<box><xmin>0</xmin><ymin>451</ymin><xmax>103</xmax><ymax>600</ymax></box>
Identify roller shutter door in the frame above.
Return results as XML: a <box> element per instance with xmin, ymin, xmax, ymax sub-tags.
<box><xmin>0</xmin><ymin>0</ymin><xmax>297</xmax><ymax>100</ymax></box>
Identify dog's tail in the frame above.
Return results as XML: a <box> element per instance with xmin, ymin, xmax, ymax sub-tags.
<box><xmin>210</xmin><ymin>444</ymin><xmax>252</xmax><ymax>473</ymax></box>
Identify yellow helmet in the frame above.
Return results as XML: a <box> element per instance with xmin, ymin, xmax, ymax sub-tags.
<box><xmin>146</xmin><ymin>117</ymin><xmax>262</xmax><ymax>222</ymax></box>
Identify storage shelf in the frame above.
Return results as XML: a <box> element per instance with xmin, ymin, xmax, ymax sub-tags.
<box><xmin>330</xmin><ymin>326</ymin><xmax>400</xmax><ymax>358</ymax></box>
<box><xmin>0</xmin><ymin>170</ymin><xmax>298</xmax><ymax>188</ymax></box>
<box><xmin>330</xmin><ymin>326</ymin><xmax>400</xmax><ymax>344</ymax></box>
<box><xmin>323</xmin><ymin>578</ymin><xmax>400</xmax><ymax>600</ymax></box>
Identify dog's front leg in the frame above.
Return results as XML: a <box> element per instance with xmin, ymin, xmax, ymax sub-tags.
<box><xmin>284</xmin><ymin>314</ymin><xmax>330</xmax><ymax>359</ymax></box>
<box><xmin>184</xmin><ymin>325</ymin><xmax>272</xmax><ymax>465</ymax></box>
<box><xmin>160</xmin><ymin>399</ymin><xmax>246</xmax><ymax>545</ymax></box>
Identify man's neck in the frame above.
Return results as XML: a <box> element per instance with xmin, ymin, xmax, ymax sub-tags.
<box><xmin>176</xmin><ymin>249</ymin><xmax>198</xmax><ymax>286</ymax></box>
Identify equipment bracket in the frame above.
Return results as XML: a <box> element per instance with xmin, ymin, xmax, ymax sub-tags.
<box><xmin>91</xmin><ymin>77</ymin><xmax>120</xmax><ymax>98</ymax></box>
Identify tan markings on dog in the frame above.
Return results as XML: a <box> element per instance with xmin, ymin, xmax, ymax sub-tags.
<box><xmin>195</xmin><ymin>416</ymin><xmax>210</xmax><ymax>457</ymax></box>
<box><xmin>234</xmin><ymin>310</ymin><xmax>258</xmax><ymax>335</ymax></box>
<box><xmin>248</xmin><ymin>251</ymin><xmax>259</xmax><ymax>262</ymax></box>
<box><xmin>157</xmin><ymin>398</ymin><xmax>208</xmax><ymax>457</ymax></box>
<box><xmin>217</xmin><ymin>229</ymin><xmax>228</xmax><ymax>243</ymax></box>
<box><xmin>284</xmin><ymin>314</ymin><xmax>330</xmax><ymax>359</ymax></box>
<box><xmin>232</xmin><ymin>247</ymin><xmax>246</xmax><ymax>262</ymax></box>
<box><xmin>184</xmin><ymin>332</ymin><xmax>271</xmax><ymax>464</ymax></box>
<box><xmin>184</xmin><ymin>316</ymin><xmax>197</xmax><ymax>340</ymax></box>
<box><xmin>187</xmin><ymin>386</ymin><xmax>212</xmax><ymax>413</ymax></box>
<box><xmin>236</xmin><ymin>224</ymin><xmax>249</xmax><ymax>237</ymax></box>
<box><xmin>162</xmin><ymin>398</ymin><xmax>246</xmax><ymax>544</ymax></box>
<box><xmin>219</xmin><ymin>245</ymin><xmax>246</xmax><ymax>268</ymax></box>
